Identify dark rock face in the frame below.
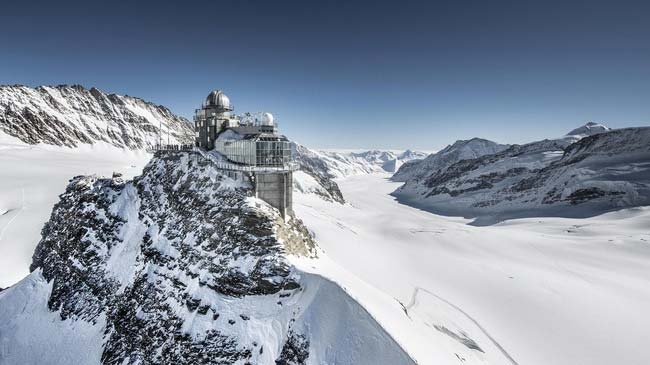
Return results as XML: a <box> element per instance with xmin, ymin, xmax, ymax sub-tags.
<box><xmin>31</xmin><ymin>175</ymin><xmax>123</xmax><ymax>322</ymax></box>
<box><xmin>275</xmin><ymin>331</ymin><xmax>310</xmax><ymax>365</ymax></box>
<box><xmin>566</xmin><ymin>188</ymin><xmax>624</xmax><ymax>205</ymax></box>
<box><xmin>30</xmin><ymin>152</ymin><xmax>317</xmax><ymax>364</ymax></box>
<box><xmin>0</xmin><ymin>84</ymin><xmax>194</xmax><ymax>148</ymax></box>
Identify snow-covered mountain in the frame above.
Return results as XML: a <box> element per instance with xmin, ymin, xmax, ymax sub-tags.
<box><xmin>392</xmin><ymin>138</ymin><xmax>509</xmax><ymax>182</ymax></box>
<box><xmin>0</xmin><ymin>84</ymin><xmax>194</xmax><ymax>149</ymax></box>
<box><xmin>397</xmin><ymin>149</ymin><xmax>429</xmax><ymax>161</ymax></box>
<box><xmin>0</xmin><ymin>152</ymin><xmax>413</xmax><ymax>364</ymax></box>
<box><xmin>295</xmin><ymin>147</ymin><xmax>427</xmax><ymax>180</ymax></box>
<box><xmin>393</xmin><ymin>124</ymin><xmax>650</xmax><ymax>222</ymax></box>
<box><xmin>292</xmin><ymin>144</ymin><xmax>346</xmax><ymax>204</ymax></box>
<box><xmin>566</xmin><ymin>121</ymin><xmax>611</xmax><ymax>138</ymax></box>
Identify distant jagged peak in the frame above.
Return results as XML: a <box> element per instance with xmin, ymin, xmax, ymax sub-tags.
<box><xmin>440</xmin><ymin>137</ymin><xmax>508</xmax><ymax>157</ymax></box>
<box><xmin>566</xmin><ymin>121</ymin><xmax>611</xmax><ymax>137</ymax></box>
<box><xmin>391</xmin><ymin>137</ymin><xmax>509</xmax><ymax>182</ymax></box>
<box><xmin>398</xmin><ymin>149</ymin><xmax>428</xmax><ymax>160</ymax></box>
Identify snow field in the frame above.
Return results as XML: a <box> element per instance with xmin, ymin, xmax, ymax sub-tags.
<box><xmin>293</xmin><ymin>173</ymin><xmax>650</xmax><ymax>365</ymax></box>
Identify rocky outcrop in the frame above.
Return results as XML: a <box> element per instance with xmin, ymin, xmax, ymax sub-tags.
<box><xmin>1</xmin><ymin>151</ymin><xmax>413</xmax><ymax>364</ymax></box>
<box><xmin>0</xmin><ymin>84</ymin><xmax>194</xmax><ymax>149</ymax></box>
<box><xmin>29</xmin><ymin>152</ymin><xmax>314</xmax><ymax>363</ymax></box>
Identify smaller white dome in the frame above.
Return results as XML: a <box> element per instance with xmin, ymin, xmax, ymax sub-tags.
<box><xmin>260</xmin><ymin>112</ymin><xmax>274</xmax><ymax>126</ymax></box>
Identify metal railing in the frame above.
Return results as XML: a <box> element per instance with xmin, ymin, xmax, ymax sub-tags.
<box><xmin>147</xmin><ymin>144</ymin><xmax>194</xmax><ymax>153</ymax></box>
<box><xmin>194</xmin><ymin>147</ymin><xmax>299</xmax><ymax>172</ymax></box>
<box><xmin>147</xmin><ymin>144</ymin><xmax>299</xmax><ymax>172</ymax></box>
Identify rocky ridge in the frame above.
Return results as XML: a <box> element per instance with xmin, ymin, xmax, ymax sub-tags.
<box><xmin>0</xmin><ymin>84</ymin><xmax>194</xmax><ymax>149</ymax></box>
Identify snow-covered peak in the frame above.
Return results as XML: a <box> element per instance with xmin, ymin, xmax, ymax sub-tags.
<box><xmin>392</xmin><ymin>138</ymin><xmax>509</xmax><ymax>182</ymax></box>
<box><xmin>349</xmin><ymin>150</ymin><xmax>398</xmax><ymax>164</ymax></box>
<box><xmin>565</xmin><ymin>122</ymin><xmax>611</xmax><ymax>137</ymax></box>
<box><xmin>0</xmin><ymin>84</ymin><xmax>194</xmax><ymax>149</ymax></box>
<box><xmin>443</xmin><ymin>138</ymin><xmax>507</xmax><ymax>159</ymax></box>
<box><xmin>398</xmin><ymin>149</ymin><xmax>428</xmax><ymax>161</ymax></box>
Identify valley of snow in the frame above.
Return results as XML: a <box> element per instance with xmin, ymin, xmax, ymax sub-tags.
<box><xmin>293</xmin><ymin>173</ymin><xmax>650</xmax><ymax>365</ymax></box>
<box><xmin>0</xmin><ymin>136</ymin><xmax>151</xmax><ymax>287</ymax></box>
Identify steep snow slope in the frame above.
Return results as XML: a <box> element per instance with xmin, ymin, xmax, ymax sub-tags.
<box><xmin>392</xmin><ymin>138</ymin><xmax>509</xmax><ymax>182</ymax></box>
<box><xmin>393</xmin><ymin>127</ymin><xmax>650</xmax><ymax>222</ymax></box>
<box><xmin>293</xmin><ymin>144</ymin><xmax>346</xmax><ymax>203</ymax></box>
<box><xmin>0</xmin><ymin>138</ymin><xmax>150</xmax><ymax>287</ymax></box>
<box><xmin>294</xmin><ymin>173</ymin><xmax>650</xmax><ymax>365</ymax></box>
<box><xmin>0</xmin><ymin>84</ymin><xmax>194</xmax><ymax>149</ymax></box>
<box><xmin>0</xmin><ymin>152</ymin><xmax>413</xmax><ymax>365</ymax></box>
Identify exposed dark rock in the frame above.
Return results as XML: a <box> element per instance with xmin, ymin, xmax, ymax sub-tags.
<box><xmin>567</xmin><ymin>188</ymin><xmax>624</xmax><ymax>205</ymax></box>
<box><xmin>28</xmin><ymin>151</ymin><xmax>317</xmax><ymax>364</ymax></box>
<box><xmin>275</xmin><ymin>331</ymin><xmax>310</xmax><ymax>365</ymax></box>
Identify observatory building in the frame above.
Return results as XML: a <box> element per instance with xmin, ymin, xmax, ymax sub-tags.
<box><xmin>194</xmin><ymin>90</ymin><xmax>295</xmax><ymax>218</ymax></box>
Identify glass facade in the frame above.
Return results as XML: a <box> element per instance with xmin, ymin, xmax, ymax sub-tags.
<box><xmin>255</xmin><ymin>140</ymin><xmax>292</xmax><ymax>167</ymax></box>
<box><xmin>214</xmin><ymin>138</ymin><xmax>292</xmax><ymax>168</ymax></box>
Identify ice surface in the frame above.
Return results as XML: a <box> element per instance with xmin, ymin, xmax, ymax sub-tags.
<box><xmin>294</xmin><ymin>173</ymin><xmax>650</xmax><ymax>365</ymax></box>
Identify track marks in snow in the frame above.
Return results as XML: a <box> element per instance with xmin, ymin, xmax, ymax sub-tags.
<box><xmin>297</xmin><ymin>202</ymin><xmax>358</xmax><ymax>236</ymax></box>
<box><xmin>403</xmin><ymin>286</ymin><xmax>520</xmax><ymax>365</ymax></box>
<box><xmin>0</xmin><ymin>189</ymin><xmax>25</xmax><ymax>242</ymax></box>
<box><xmin>408</xmin><ymin>228</ymin><xmax>446</xmax><ymax>235</ymax></box>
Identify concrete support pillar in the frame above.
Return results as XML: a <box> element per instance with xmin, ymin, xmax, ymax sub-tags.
<box><xmin>254</xmin><ymin>171</ymin><xmax>293</xmax><ymax>219</ymax></box>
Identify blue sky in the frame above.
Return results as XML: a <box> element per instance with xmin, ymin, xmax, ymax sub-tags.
<box><xmin>1</xmin><ymin>0</ymin><xmax>649</xmax><ymax>150</ymax></box>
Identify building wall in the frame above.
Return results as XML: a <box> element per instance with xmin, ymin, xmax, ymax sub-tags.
<box><xmin>254</xmin><ymin>171</ymin><xmax>293</xmax><ymax>218</ymax></box>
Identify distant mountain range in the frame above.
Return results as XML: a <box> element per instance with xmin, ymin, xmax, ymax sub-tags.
<box><xmin>292</xmin><ymin>145</ymin><xmax>427</xmax><ymax>203</ymax></box>
<box><xmin>3</xmin><ymin>85</ymin><xmax>645</xmax><ymax>224</ymax></box>
<box><xmin>391</xmin><ymin>122</ymin><xmax>650</xmax><ymax>223</ymax></box>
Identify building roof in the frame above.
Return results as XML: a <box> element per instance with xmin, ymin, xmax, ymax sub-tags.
<box><xmin>205</xmin><ymin>90</ymin><xmax>232</xmax><ymax>110</ymax></box>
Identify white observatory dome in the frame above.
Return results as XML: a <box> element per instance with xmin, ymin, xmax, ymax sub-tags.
<box><xmin>260</xmin><ymin>112</ymin><xmax>274</xmax><ymax>126</ymax></box>
<box><xmin>205</xmin><ymin>90</ymin><xmax>232</xmax><ymax>110</ymax></box>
